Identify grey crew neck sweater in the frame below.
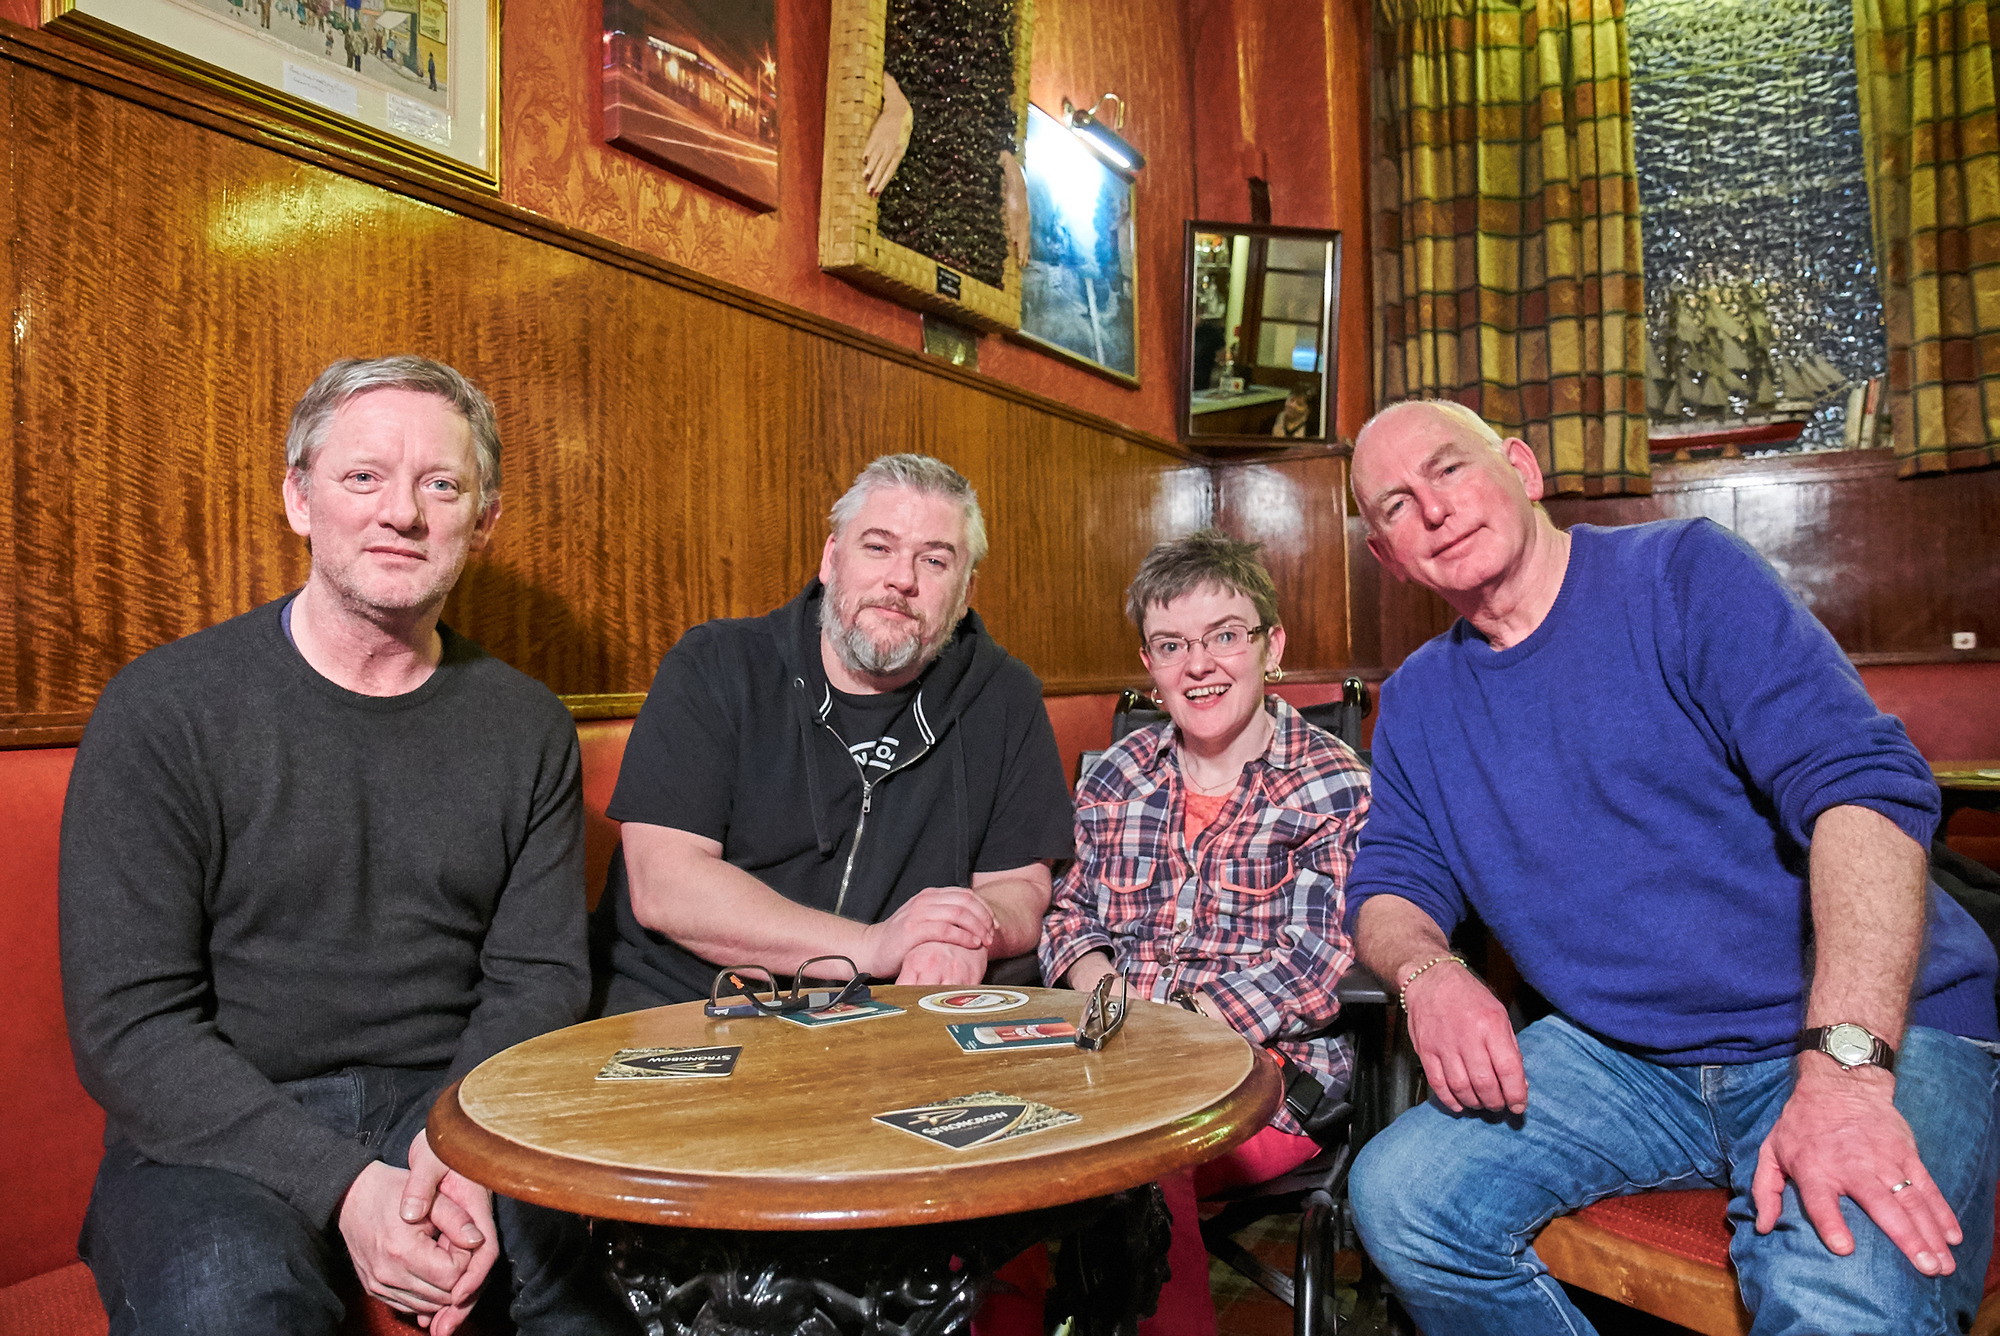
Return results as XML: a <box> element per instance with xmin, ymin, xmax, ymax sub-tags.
<box><xmin>60</xmin><ymin>596</ymin><xmax>587</xmax><ymax>1227</ymax></box>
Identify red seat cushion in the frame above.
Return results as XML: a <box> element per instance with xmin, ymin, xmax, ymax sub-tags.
<box><xmin>1569</xmin><ymin>1188</ymin><xmax>1735</xmax><ymax>1270</ymax></box>
<box><xmin>0</xmin><ymin>1261</ymin><xmax>107</xmax><ymax>1336</ymax></box>
<box><xmin>1570</xmin><ymin>1185</ymin><xmax>2000</xmax><ymax>1299</ymax></box>
<box><xmin>576</xmin><ymin>718</ymin><xmax>634</xmax><ymax>911</ymax></box>
<box><xmin>0</xmin><ymin>747</ymin><xmax>107</xmax><ymax>1291</ymax></box>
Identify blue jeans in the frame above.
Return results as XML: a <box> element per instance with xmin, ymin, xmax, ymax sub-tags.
<box><xmin>1350</xmin><ymin>1018</ymin><xmax>2000</xmax><ymax>1335</ymax></box>
<box><xmin>80</xmin><ymin>1066</ymin><xmax>628</xmax><ymax>1336</ymax></box>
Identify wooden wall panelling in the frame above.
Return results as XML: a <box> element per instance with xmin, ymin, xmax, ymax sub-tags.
<box><xmin>494</xmin><ymin>0</ymin><xmax>1199</xmax><ymax>442</ymax></box>
<box><xmin>1212</xmin><ymin>454</ymin><xmax>1355</xmax><ymax>674</ymax></box>
<box><xmin>0</xmin><ymin>43</ymin><xmax>1202</xmax><ymax>742</ymax></box>
<box><xmin>1543</xmin><ymin>452</ymin><xmax>2000</xmax><ymax>661</ymax></box>
<box><xmin>1</xmin><ymin>58</ymin><xmax>18</xmax><ymax>728</ymax></box>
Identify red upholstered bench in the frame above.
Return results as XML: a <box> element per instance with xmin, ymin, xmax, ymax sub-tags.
<box><xmin>1537</xmin><ymin>1186</ymin><xmax>2000</xmax><ymax>1335</ymax></box>
<box><xmin>0</xmin><ymin>717</ymin><xmax>643</xmax><ymax>1336</ymax></box>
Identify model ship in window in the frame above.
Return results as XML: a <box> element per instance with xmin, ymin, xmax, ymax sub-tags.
<box><xmin>1647</xmin><ymin>280</ymin><xmax>1850</xmax><ymax>458</ymax></box>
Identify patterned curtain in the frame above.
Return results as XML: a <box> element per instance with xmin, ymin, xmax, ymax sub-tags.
<box><xmin>1373</xmin><ymin>0</ymin><xmax>1651</xmax><ymax>495</ymax></box>
<box><xmin>1854</xmin><ymin>0</ymin><xmax>2000</xmax><ymax>474</ymax></box>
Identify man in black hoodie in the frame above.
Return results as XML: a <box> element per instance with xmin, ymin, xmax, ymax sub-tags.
<box><xmin>602</xmin><ymin>454</ymin><xmax>1074</xmax><ymax>1011</ymax></box>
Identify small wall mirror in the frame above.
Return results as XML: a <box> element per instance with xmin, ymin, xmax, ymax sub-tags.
<box><xmin>1180</xmin><ymin>222</ymin><xmax>1341</xmax><ymax>449</ymax></box>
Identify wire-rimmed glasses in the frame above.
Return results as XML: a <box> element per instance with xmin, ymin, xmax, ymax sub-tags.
<box><xmin>1142</xmin><ymin>623</ymin><xmax>1271</xmax><ymax>666</ymax></box>
<box><xmin>705</xmin><ymin>955</ymin><xmax>873</xmax><ymax>1018</ymax></box>
<box><xmin>1075</xmin><ymin>972</ymin><xmax>1129</xmax><ymax>1051</ymax></box>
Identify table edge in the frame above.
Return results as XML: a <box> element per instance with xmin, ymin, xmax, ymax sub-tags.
<box><xmin>428</xmin><ymin>1058</ymin><xmax>1284</xmax><ymax>1230</ymax></box>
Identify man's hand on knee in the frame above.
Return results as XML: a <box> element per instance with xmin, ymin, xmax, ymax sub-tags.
<box><xmin>338</xmin><ymin>1157</ymin><xmax>472</xmax><ymax>1316</ymax></box>
<box><xmin>1752</xmin><ymin>1059</ymin><xmax>1962</xmax><ymax>1277</ymax></box>
<box><xmin>404</xmin><ymin>1130</ymin><xmax>500</xmax><ymax>1334</ymax></box>
<box><xmin>1403</xmin><ymin>961</ymin><xmax>1528</xmax><ymax>1115</ymax></box>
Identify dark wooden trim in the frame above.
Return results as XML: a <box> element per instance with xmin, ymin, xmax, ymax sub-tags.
<box><xmin>1037</xmin><ymin>664</ymin><xmax>1392</xmax><ymax>698</ymax></box>
<box><xmin>1849</xmin><ymin>649</ymin><xmax>2000</xmax><ymax>666</ymax></box>
<box><xmin>0</xmin><ymin>713</ymin><xmax>93</xmax><ymax>748</ymax></box>
<box><xmin>0</xmin><ymin>19</ymin><xmax>1195</xmax><ymax>466</ymax></box>
<box><xmin>1647</xmin><ymin>448</ymin><xmax>1898</xmax><ymax>492</ymax></box>
<box><xmin>562</xmin><ymin>693</ymin><xmax>650</xmax><ymax>721</ymax></box>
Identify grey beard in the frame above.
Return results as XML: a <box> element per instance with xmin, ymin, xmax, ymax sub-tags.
<box><xmin>820</xmin><ymin>591</ymin><xmax>930</xmax><ymax>679</ymax></box>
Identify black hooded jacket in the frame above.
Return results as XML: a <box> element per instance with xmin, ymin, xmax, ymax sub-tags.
<box><xmin>603</xmin><ymin>581</ymin><xmax>1075</xmax><ymax>1005</ymax></box>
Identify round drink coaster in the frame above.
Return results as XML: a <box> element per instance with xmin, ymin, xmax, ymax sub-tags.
<box><xmin>917</xmin><ymin>988</ymin><xmax>1031</xmax><ymax>1015</ymax></box>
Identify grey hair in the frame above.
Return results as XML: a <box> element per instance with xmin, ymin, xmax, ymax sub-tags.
<box><xmin>828</xmin><ymin>454</ymin><xmax>989</xmax><ymax>570</ymax></box>
<box><xmin>284</xmin><ymin>356</ymin><xmax>502</xmax><ymax>511</ymax></box>
<box><xmin>1124</xmin><ymin>528</ymin><xmax>1280</xmax><ymax>633</ymax></box>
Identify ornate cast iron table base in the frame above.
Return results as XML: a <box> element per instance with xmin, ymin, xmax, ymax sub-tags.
<box><xmin>605</xmin><ymin>1185</ymin><xmax>1172</xmax><ymax>1336</ymax></box>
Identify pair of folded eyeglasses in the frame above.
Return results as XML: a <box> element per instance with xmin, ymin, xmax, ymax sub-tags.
<box><xmin>706</xmin><ymin>956</ymin><xmax>873</xmax><ymax>1018</ymax></box>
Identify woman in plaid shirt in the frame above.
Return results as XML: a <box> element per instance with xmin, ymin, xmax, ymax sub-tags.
<box><xmin>1040</xmin><ymin>528</ymin><xmax>1371</xmax><ymax>1336</ymax></box>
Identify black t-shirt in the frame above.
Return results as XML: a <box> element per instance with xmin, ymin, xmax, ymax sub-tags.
<box><xmin>602</xmin><ymin>587</ymin><xmax>1075</xmax><ymax>1007</ymax></box>
<box><xmin>828</xmin><ymin>682</ymin><xmax>918</xmax><ymax>776</ymax></box>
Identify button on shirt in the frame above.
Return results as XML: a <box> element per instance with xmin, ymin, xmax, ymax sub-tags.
<box><xmin>1040</xmin><ymin>698</ymin><xmax>1370</xmax><ymax>1131</ymax></box>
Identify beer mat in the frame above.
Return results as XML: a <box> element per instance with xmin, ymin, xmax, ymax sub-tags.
<box><xmin>947</xmin><ymin>1017</ymin><xmax>1077</xmax><ymax>1053</ymax></box>
<box><xmin>872</xmin><ymin>1091</ymin><xmax>1080</xmax><ymax>1150</ymax></box>
<box><xmin>779</xmin><ymin>999</ymin><xmax>906</xmax><ymax>1027</ymax></box>
<box><xmin>917</xmin><ymin>988</ymin><xmax>1031</xmax><ymax>1014</ymax></box>
<box><xmin>596</xmin><ymin>1045</ymin><xmax>741</xmax><ymax>1080</ymax></box>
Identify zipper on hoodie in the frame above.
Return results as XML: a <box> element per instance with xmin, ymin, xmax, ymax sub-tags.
<box><xmin>816</xmin><ymin>687</ymin><xmax>938</xmax><ymax>918</ymax></box>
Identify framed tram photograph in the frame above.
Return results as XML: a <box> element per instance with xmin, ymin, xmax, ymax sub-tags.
<box><xmin>601</xmin><ymin>0</ymin><xmax>779</xmax><ymax>213</ymax></box>
<box><xmin>44</xmin><ymin>0</ymin><xmax>499</xmax><ymax>190</ymax></box>
<box><xmin>1015</xmin><ymin>103</ymin><xmax>1138</xmax><ymax>385</ymax></box>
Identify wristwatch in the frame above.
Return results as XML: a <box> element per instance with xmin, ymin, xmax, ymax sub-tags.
<box><xmin>1169</xmin><ymin>988</ymin><xmax>1203</xmax><ymax>1014</ymax></box>
<box><xmin>1797</xmin><ymin>1023</ymin><xmax>1898</xmax><ymax>1073</ymax></box>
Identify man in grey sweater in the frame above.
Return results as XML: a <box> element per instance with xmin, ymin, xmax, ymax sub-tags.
<box><xmin>60</xmin><ymin>358</ymin><xmax>617</xmax><ymax>1334</ymax></box>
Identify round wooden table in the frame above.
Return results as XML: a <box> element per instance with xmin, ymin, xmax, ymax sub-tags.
<box><xmin>431</xmin><ymin>985</ymin><xmax>1281</xmax><ymax>1335</ymax></box>
<box><xmin>1936</xmin><ymin>761</ymin><xmax>2000</xmax><ymax>819</ymax></box>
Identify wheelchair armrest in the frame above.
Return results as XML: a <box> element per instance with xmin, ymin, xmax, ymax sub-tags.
<box><xmin>1335</xmin><ymin>962</ymin><xmax>1391</xmax><ymax>1008</ymax></box>
<box><xmin>984</xmin><ymin>952</ymin><xmax>1043</xmax><ymax>987</ymax></box>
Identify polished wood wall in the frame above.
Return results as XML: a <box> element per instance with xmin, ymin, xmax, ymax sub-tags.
<box><xmin>4</xmin><ymin>18</ymin><xmax>1992</xmax><ymax>754</ymax></box>
<box><xmin>1330</xmin><ymin>447</ymin><xmax>2000</xmax><ymax>671</ymax></box>
<box><xmin>1541</xmin><ymin>450</ymin><xmax>2000</xmax><ymax>661</ymax></box>
<box><xmin>0</xmin><ymin>28</ymin><xmax>1207</xmax><ymax>745</ymax></box>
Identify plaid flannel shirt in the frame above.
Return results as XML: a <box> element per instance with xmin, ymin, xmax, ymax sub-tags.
<box><xmin>1040</xmin><ymin>698</ymin><xmax>1370</xmax><ymax>1132</ymax></box>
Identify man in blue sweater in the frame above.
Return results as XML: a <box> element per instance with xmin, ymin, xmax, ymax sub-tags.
<box><xmin>1343</xmin><ymin>400</ymin><xmax>2000</xmax><ymax>1333</ymax></box>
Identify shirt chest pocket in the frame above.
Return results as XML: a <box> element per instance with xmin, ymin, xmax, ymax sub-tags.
<box><xmin>1213</xmin><ymin>856</ymin><xmax>1299</xmax><ymax>919</ymax></box>
<box><xmin>1094</xmin><ymin>856</ymin><xmax>1158</xmax><ymax>897</ymax></box>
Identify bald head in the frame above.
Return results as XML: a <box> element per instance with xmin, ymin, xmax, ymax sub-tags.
<box><xmin>1351</xmin><ymin>400</ymin><xmax>1521</xmax><ymax>534</ymax></box>
<box><xmin>1346</xmin><ymin>397</ymin><xmax>1559</xmax><ymax>625</ymax></box>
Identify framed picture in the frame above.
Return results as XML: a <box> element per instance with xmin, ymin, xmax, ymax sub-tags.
<box><xmin>45</xmin><ymin>0</ymin><xmax>499</xmax><ymax>191</ymax></box>
<box><xmin>601</xmin><ymin>0</ymin><xmax>778</xmax><ymax>213</ymax></box>
<box><xmin>818</xmin><ymin>0</ymin><xmax>1034</xmax><ymax>333</ymax></box>
<box><xmin>1013</xmin><ymin>103</ymin><xmax>1138</xmax><ymax>385</ymax></box>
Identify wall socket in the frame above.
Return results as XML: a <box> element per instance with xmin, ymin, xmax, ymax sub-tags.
<box><xmin>1953</xmin><ymin>631</ymin><xmax>1978</xmax><ymax>650</ymax></box>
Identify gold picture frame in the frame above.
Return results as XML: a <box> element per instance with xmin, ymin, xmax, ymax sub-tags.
<box><xmin>819</xmin><ymin>0</ymin><xmax>1034</xmax><ymax>333</ymax></box>
<box><xmin>45</xmin><ymin>0</ymin><xmax>500</xmax><ymax>192</ymax></box>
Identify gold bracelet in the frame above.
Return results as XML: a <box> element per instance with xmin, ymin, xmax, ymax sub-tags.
<box><xmin>1398</xmin><ymin>953</ymin><xmax>1467</xmax><ymax>1010</ymax></box>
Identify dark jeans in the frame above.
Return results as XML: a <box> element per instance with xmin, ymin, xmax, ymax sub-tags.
<box><xmin>80</xmin><ymin>1065</ymin><xmax>629</xmax><ymax>1335</ymax></box>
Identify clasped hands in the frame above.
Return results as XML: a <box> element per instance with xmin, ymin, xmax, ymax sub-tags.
<box><xmin>338</xmin><ymin>1128</ymin><xmax>497</xmax><ymax>1335</ymax></box>
<box><xmin>1400</xmin><ymin>962</ymin><xmax>1960</xmax><ymax>1277</ymax></box>
<box><xmin>862</xmin><ymin>884</ymin><xmax>997</xmax><ymax>985</ymax></box>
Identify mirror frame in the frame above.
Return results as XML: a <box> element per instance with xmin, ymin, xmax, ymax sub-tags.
<box><xmin>1178</xmin><ymin>221</ymin><xmax>1342</xmax><ymax>450</ymax></box>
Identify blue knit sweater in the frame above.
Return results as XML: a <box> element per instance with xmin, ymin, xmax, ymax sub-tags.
<box><xmin>1347</xmin><ymin>518</ymin><xmax>1998</xmax><ymax>1062</ymax></box>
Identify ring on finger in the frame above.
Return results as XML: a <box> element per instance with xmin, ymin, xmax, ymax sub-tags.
<box><xmin>1890</xmin><ymin>1178</ymin><xmax>1914</xmax><ymax>1193</ymax></box>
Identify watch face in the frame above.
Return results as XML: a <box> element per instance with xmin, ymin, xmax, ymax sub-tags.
<box><xmin>1825</xmin><ymin>1023</ymin><xmax>1875</xmax><ymax>1066</ymax></box>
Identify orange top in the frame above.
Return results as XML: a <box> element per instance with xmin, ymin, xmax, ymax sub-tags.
<box><xmin>1184</xmin><ymin>790</ymin><xmax>1230</xmax><ymax>842</ymax></box>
